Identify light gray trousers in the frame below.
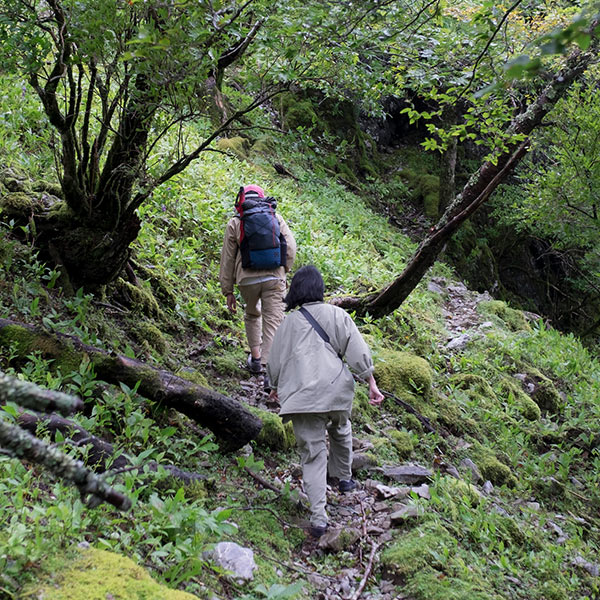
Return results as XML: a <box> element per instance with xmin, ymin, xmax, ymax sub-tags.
<box><xmin>290</xmin><ymin>411</ymin><xmax>353</xmax><ymax>528</ymax></box>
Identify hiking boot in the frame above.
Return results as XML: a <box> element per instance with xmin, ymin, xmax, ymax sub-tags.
<box><xmin>309</xmin><ymin>524</ymin><xmax>328</xmax><ymax>538</ymax></box>
<box><xmin>246</xmin><ymin>355</ymin><xmax>262</xmax><ymax>374</ymax></box>
<box><xmin>338</xmin><ymin>479</ymin><xmax>358</xmax><ymax>493</ymax></box>
<box><xmin>263</xmin><ymin>373</ymin><xmax>271</xmax><ymax>393</ymax></box>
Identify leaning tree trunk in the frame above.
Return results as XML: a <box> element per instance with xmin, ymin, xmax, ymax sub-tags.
<box><xmin>0</xmin><ymin>318</ymin><xmax>262</xmax><ymax>451</ymax></box>
<box><xmin>333</xmin><ymin>43</ymin><xmax>598</xmax><ymax>318</ymax></box>
<box><xmin>358</xmin><ymin>141</ymin><xmax>529</xmax><ymax>317</ymax></box>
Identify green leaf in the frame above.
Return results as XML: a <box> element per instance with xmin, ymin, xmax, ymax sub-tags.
<box><xmin>540</xmin><ymin>39</ymin><xmax>562</xmax><ymax>55</ymax></box>
<box><xmin>123</xmin><ymin>345</ymin><xmax>136</xmax><ymax>359</ymax></box>
<box><xmin>1</xmin><ymin>403</ymin><xmax>19</xmax><ymax>418</ymax></box>
<box><xmin>159</xmin><ymin>426</ymin><xmax>177</xmax><ymax>439</ymax></box>
<box><xmin>215</xmin><ymin>508</ymin><xmax>233</xmax><ymax>522</ymax></box>
<box><xmin>575</xmin><ymin>32</ymin><xmax>591</xmax><ymax>50</ymax></box>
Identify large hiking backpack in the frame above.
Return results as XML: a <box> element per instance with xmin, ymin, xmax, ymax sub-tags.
<box><xmin>235</xmin><ymin>186</ymin><xmax>288</xmax><ymax>270</ymax></box>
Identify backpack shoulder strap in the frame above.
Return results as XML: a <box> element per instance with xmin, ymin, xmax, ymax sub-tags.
<box><xmin>299</xmin><ymin>307</ymin><xmax>343</xmax><ymax>360</ymax></box>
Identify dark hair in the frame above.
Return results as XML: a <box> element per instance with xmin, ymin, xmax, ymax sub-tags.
<box><xmin>284</xmin><ymin>265</ymin><xmax>324</xmax><ymax>311</ymax></box>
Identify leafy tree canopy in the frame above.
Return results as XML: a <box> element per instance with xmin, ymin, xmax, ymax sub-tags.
<box><xmin>0</xmin><ymin>0</ymin><xmax>409</xmax><ymax>287</ymax></box>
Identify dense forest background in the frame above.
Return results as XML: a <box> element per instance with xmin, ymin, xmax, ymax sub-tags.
<box><xmin>1</xmin><ymin>1</ymin><xmax>600</xmax><ymax>599</ymax></box>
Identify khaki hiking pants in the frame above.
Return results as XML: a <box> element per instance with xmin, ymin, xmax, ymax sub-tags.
<box><xmin>290</xmin><ymin>411</ymin><xmax>353</xmax><ymax>528</ymax></box>
<box><xmin>239</xmin><ymin>278</ymin><xmax>286</xmax><ymax>364</ymax></box>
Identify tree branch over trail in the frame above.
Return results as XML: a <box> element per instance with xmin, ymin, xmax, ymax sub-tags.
<box><xmin>132</xmin><ymin>84</ymin><xmax>287</xmax><ymax>206</ymax></box>
<box><xmin>333</xmin><ymin>41</ymin><xmax>599</xmax><ymax>318</ymax></box>
<box><xmin>0</xmin><ymin>319</ymin><xmax>262</xmax><ymax>451</ymax></box>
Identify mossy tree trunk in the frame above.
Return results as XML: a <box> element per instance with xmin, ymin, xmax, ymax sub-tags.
<box><xmin>438</xmin><ymin>105</ymin><xmax>460</xmax><ymax>215</ymax></box>
<box><xmin>333</xmin><ymin>44</ymin><xmax>598</xmax><ymax>318</ymax></box>
<box><xmin>4</xmin><ymin>0</ymin><xmax>271</xmax><ymax>291</ymax></box>
<box><xmin>27</xmin><ymin>3</ymin><xmax>151</xmax><ymax>290</ymax></box>
<box><xmin>0</xmin><ymin>318</ymin><xmax>262</xmax><ymax>451</ymax></box>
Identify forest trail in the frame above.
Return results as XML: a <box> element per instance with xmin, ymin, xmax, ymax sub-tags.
<box><xmin>228</xmin><ymin>278</ymin><xmax>494</xmax><ymax>599</ymax></box>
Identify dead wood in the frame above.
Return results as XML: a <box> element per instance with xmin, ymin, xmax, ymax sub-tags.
<box><xmin>351</xmin><ymin>540</ymin><xmax>380</xmax><ymax>600</ymax></box>
<box><xmin>243</xmin><ymin>465</ymin><xmax>282</xmax><ymax>495</ymax></box>
<box><xmin>0</xmin><ymin>370</ymin><xmax>83</xmax><ymax>416</ymax></box>
<box><xmin>17</xmin><ymin>411</ymin><xmax>206</xmax><ymax>484</ymax></box>
<box><xmin>354</xmin><ymin>375</ymin><xmax>444</xmax><ymax>437</ymax></box>
<box><xmin>0</xmin><ymin>417</ymin><xmax>131</xmax><ymax>511</ymax></box>
<box><xmin>0</xmin><ymin>318</ymin><xmax>262</xmax><ymax>451</ymax></box>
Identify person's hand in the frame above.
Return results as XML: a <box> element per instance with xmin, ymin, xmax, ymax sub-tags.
<box><xmin>368</xmin><ymin>375</ymin><xmax>384</xmax><ymax>406</ymax></box>
<box><xmin>226</xmin><ymin>293</ymin><xmax>237</xmax><ymax>313</ymax></box>
<box><xmin>269</xmin><ymin>390</ymin><xmax>279</xmax><ymax>402</ymax></box>
<box><xmin>369</xmin><ymin>388</ymin><xmax>384</xmax><ymax>405</ymax></box>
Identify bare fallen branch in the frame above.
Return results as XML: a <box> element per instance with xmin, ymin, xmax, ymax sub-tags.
<box><xmin>351</xmin><ymin>540</ymin><xmax>380</xmax><ymax>600</ymax></box>
<box><xmin>0</xmin><ymin>370</ymin><xmax>83</xmax><ymax>416</ymax></box>
<box><xmin>17</xmin><ymin>411</ymin><xmax>206</xmax><ymax>484</ymax></box>
<box><xmin>0</xmin><ymin>417</ymin><xmax>130</xmax><ymax>510</ymax></box>
<box><xmin>354</xmin><ymin>375</ymin><xmax>443</xmax><ymax>436</ymax></box>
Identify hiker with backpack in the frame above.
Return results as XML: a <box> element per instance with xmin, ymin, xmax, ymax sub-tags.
<box><xmin>266</xmin><ymin>265</ymin><xmax>384</xmax><ymax>539</ymax></box>
<box><xmin>219</xmin><ymin>184</ymin><xmax>296</xmax><ymax>385</ymax></box>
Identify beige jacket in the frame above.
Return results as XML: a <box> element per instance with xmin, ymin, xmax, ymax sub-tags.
<box><xmin>267</xmin><ymin>302</ymin><xmax>375</xmax><ymax>416</ymax></box>
<box><xmin>219</xmin><ymin>214</ymin><xmax>296</xmax><ymax>295</ymax></box>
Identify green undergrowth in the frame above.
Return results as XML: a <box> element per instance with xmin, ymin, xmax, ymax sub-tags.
<box><xmin>1</xmin><ymin>78</ymin><xmax>600</xmax><ymax>600</ymax></box>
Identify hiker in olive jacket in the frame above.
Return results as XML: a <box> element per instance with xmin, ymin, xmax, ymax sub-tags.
<box><xmin>267</xmin><ymin>265</ymin><xmax>384</xmax><ymax>538</ymax></box>
<box><xmin>219</xmin><ymin>184</ymin><xmax>296</xmax><ymax>377</ymax></box>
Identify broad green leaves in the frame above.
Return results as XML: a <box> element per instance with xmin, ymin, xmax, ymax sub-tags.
<box><xmin>371</xmin><ymin>2</ymin><xmax>600</xmax><ymax>155</ymax></box>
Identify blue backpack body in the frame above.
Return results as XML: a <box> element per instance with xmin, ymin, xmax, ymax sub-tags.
<box><xmin>236</xmin><ymin>195</ymin><xmax>287</xmax><ymax>270</ymax></box>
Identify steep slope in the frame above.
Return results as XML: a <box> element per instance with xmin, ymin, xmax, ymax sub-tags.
<box><xmin>1</xmin><ymin>110</ymin><xmax>600</xmax><ymax>600</ymax></box>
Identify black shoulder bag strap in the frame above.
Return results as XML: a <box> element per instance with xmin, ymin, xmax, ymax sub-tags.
<box><xmin>299</xmin><ymin>306</ymin><xmax>343</xmax><ymax>360</ymax></box>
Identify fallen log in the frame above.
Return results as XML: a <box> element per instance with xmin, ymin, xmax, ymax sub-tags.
<box><xmin>0</xmin><ymin>318</ymin><xmax>262</xmax><ymax>451</ymax></box>
<box><xmin>17</xmin><ymin>411</ymin><xmax>206</xmax><ymax>484</ymax></box>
